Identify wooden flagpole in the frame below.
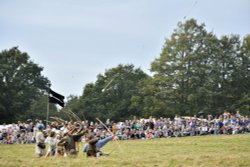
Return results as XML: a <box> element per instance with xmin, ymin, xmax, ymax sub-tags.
<box><xmin>46</xmin><ymin>89</ymin><xmax>50</xmax><ymax>129</ymax></box>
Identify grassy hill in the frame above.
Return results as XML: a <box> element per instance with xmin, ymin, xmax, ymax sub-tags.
<box><xmin>1</xmin><ymin>134</ymin><xmax>250</xmax><ymax>167</ymax></box>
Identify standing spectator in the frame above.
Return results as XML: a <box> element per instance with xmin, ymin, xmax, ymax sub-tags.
<box><xmin>190</xmin><ymin>118</ymin><xmax>196</xmax><ymax>136</ymax></box>
<box><xmin>35</xmin><ymin>124</ymin><xmax>46</xmax><ymax>157</ymax></box>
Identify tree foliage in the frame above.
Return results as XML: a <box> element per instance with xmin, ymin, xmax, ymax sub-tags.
<box><xmin>150</xmin><ymin>19</ymin><xmax>250</xmax><ymax>116</ymax></box>
<box><xmin>78</xmin><ymin>64</ymin><xmax>149</xmax><ymax>121</ymax></box>
<box><xmin>0</xmin><ymin>47</ymin><xmax>50</xmax><ymax>123</ymax></box>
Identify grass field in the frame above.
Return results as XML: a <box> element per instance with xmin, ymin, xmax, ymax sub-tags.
<box><xmin>1</xmin><ymin>134</ymin><xmax>250</xmax><ymax>167</ymax></box>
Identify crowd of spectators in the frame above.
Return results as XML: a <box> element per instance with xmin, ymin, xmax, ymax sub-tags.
<box><xmin>0</xmin><ymin>111</ymin><xmax>249</xmax><ymax>144</ymax></box>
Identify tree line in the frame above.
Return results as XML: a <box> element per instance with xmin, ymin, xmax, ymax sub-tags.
<box><xmin>0</xmin><ymin>19</ymin><xmax>249</xmax><ymax>123</ymax></box>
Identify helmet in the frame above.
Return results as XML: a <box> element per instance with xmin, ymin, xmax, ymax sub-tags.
<box><xmin>37</xmin><ymin>124</ymin><xmax>44</xmax><ymax>130</ymax></box>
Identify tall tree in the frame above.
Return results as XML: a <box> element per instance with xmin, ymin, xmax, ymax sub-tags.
<box><xmin>150</xmin><ymin>19</ymin><xmax>250</xmax><ymax>117</ymax></box>
<box><xmin>151</xmin><ymin>19</ymin><xmax>215</xmax><ymax>116</ymax></box>
<box><xmin>210</xmin><ymin>35</ymin><xmax>242</xmax><ymax>113</ymax></box>
<box><xmin>236</xmin><ymin>35</ymin><xmax>250</xmax><ymax>115</ymax></box>
<box><xmin>0</xmin><ymin>47</ymin><xmax>50</xmax><ymax>123</ymax></box>
<box><xmin>79</xmin><ymin>64</ymin><xmax>148</xmax><ymax>121</ymax></box>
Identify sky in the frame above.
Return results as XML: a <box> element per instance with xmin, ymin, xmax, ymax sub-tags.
<box><xmin>0</xmin><ymin>0</ymin><xmax>249</xmax><ymax>98</ymax></box>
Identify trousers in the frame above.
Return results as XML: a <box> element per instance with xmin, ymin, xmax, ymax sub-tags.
<box><xmin>83</xmin><ymin>136</ymin><xmax>113</xmax><ymax>152</ymax></box>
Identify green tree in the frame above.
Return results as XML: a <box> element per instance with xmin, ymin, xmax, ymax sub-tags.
<box><xmin>151</xmin><ymin>19</ymin><xmax>215</xmax><ymax>116</ymax></box>
<box><xmin>150</xmin><ymin>19</ymin><xmax>250</xmax><ymax>117</ymax></box>
<box><xmin>138</xmin><ymin>76</ymin><xmax>175</xmax><ymax>118</ymax></box>
<box><xmin>0</xmin><ymin>47</ymin><xmax>50</xmax><ymax>123</ymax></box>
<box><xmin>79</xmin><ymin>64</ymin><xmax>148</xmax><ymax>121</ymax></box>
<box><xmin>209</xmin><ymin>35</ymin><xmax>242</xmax><ymax>113</ymax></box>
<box><xmin>236</xmin><ymin>35</ymin><xmax>250</xmax><ymax>115</ymax></box>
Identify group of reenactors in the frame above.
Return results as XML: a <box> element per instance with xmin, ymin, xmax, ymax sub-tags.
<box><xmin>35</xmin><ymin>123</ymin><xmax>114</xmax><ymax>158</ymax></box>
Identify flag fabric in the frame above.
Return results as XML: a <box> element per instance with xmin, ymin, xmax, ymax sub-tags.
<box><xmin>49</xmin><ymin>89</ymin><xmax>65</xmax><ymax>107</ymax></box>
<box><xmin>49</xmin><ymin>89</ymin><xmax>65</xmax><ymax>100</ymax></box>
<box><xmin>49</xmin><ymin>96</ymin><xmax>65</xmax><ymax>107</ymax></box>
